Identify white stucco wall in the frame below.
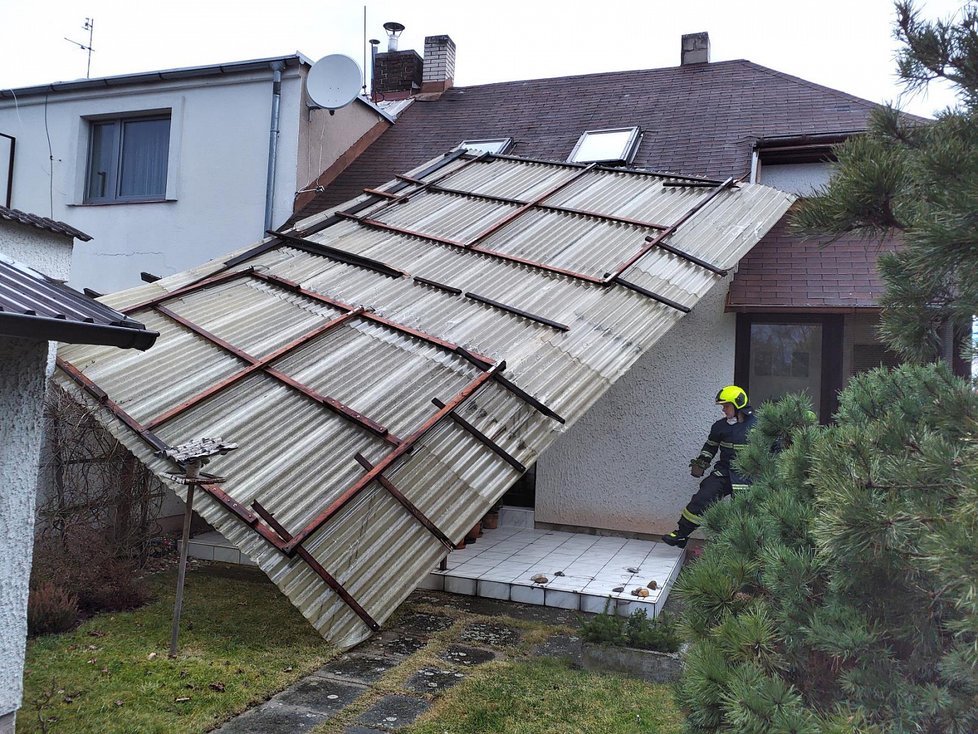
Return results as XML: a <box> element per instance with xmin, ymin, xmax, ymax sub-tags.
<box><xmin>535</xmin><ymin>279</ymin><xmax>736</xmax><ymax>535</ymax></box>
<box><xmin>0</xmin><ymin>335</ymin><xmax>48</xmax><ymax>721</ymax></box>
<box><xmin>0</xmin><ymin>220</ymin><xmax>74</xmax><ymax>281</ymax></box>
<box><xmin>0</xmin><ymin>65</ymin><xmax>381</xmax><ymax>296</ymax></box>
<box><xmin>758</xmin><ymin>161</ymin><xmax>833</xmax><ymax>196</ymax></box>
<box><xmin>295</xmin><ymin>98</ymin><xmax>387</xmax><ymax>192</ymax></box>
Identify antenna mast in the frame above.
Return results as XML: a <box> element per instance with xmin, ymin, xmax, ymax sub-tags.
<box><xmin>65</xmin><ymin>18</ymin><xmax>95</xmax><ymax>79</ymax></box>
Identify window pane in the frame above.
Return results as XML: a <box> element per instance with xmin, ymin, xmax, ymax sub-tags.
<box><xmin>570</xmin><ymin>128</ymin><xmax>636</xmax><ymax>163</ymax></box>
<box><xmin>87</xmin><ymin>122</ymin><xmax>118</xmax><ymax>200</ymax></box>
<box><xmin>749</xmin><ymin>323</ymin><xmax>823</xmax><ymax>417</ymax></box>
<box><xmin>119</xmin><ymin>118</ymin><xmax>169</xmax><ymax>198</ymax></box>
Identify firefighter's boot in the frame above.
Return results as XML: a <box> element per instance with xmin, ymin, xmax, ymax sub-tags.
<box><xmin>662</xmin><ymin>515</ymin><xmax>697</xmax><ymax>548</ymax></box>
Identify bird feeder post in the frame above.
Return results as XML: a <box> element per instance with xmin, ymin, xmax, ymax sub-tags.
<box><xmin>161</xmin><ymin>438</ymin><xmax>237</xmax><ymax>659</ymax></box>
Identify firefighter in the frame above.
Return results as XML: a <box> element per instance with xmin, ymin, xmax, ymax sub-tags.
<box><xmin>661</xmin><ymin>385</ymin><xmax>755</xmax><ymax>549</ymax></box>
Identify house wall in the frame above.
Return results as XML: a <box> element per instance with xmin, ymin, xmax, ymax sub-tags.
<box><xmin>758</xmin><ymin>162</ymin><xmax>833</xmax><ymax>196</ymax></box>
<box><xmin>0</xmin><ymin>335</ymin><xmax>48</xmax><ymax>728</ymax></box>
<box><xmin>0</xmin><ymin>220</ymin><xmax>73</xmax><ymax>281</ymax></box>
<box><xmin>0</xmin><ymin>66</ymin><xmax>380</xmax><ymax>296</ymax></box>
<box><xmin>535</xmin><ymin>279</ymin><xmax>735</xmax><ymax>535</ymax></box>
<box><xmin>295</xmin><ymin>100</ymin><xmax>387</xmax><ymax>194</ymax></box>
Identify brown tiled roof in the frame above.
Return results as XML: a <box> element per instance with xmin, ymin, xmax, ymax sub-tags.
<box><xmin>292</xmin><ymin>59</ymin><xmax>878</xmax><ymax>222</ymax></box>
<box><xmin>0</xmin><ymin>205</ymin><xmax>92</xmax><ymax>241</ymax></box>
<box><xmin>726</xmin><ymin>207</ymin><xmax>901</xmax><ymax>311</ymax></box>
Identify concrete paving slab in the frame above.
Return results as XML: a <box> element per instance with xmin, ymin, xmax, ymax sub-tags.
<box><xmin>458</xmin><ymin>621</ymin><xmax>521</xmax><ymax>647</ymax></box>
<box><xmin>275</xmin><ymin>677</ymin><xmax>366</xmax><ymax>714</ymax></box>
<box><xmin>212</xmin><ymin>701</ymin><xmax>329</xmax><ymax>734</ymax></box>
<box><xmin>404</xmin><ymin>667</ymin><xmax>467</xmax><ymax>694</ymax></box>
<box><xmin>355</xmin><ymin>695</ymin><xmax>430</xmax><ymax>731</ymax></box>
<box><xmin>314</xmin><ymin>654</ymin><xmax>396</xmax><ymax>684</ymax></box>
<box><xmin>438</xmin><ymin>644</ymin><xmax>496</xmax><ymax>667</ymax></box>
<box><xmin>392</xmin><ymin>611</ymin><xmax>454</xmax><ymax>637</ymax></box>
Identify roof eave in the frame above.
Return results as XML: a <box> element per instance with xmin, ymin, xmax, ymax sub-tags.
<box><xmin>0</xmin><ymin>312</ymin><xmax>159</xmax><ymax>350</ymax></box>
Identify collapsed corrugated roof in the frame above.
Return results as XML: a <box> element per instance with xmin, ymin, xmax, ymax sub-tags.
<box><xmin>55</xmin><ymin>152</ymin><xmax>793</xmax><ymax>649</ymax></box>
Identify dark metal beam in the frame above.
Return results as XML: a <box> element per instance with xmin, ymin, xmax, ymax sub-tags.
<box><xmin>271</xmin><ymin>230</ymin><xmax>407</xmax><ymax>279</ymax></box>
<box><xmin>613</xmin><ymin>276</ymin><xmax>691</xmax><ymax>313</ymax></box>
<box><xmin>431</xmin><ymin>398</ymin><xmax>526</xmax><ymax>473</ymax></box>
<box><xmin>464</xmin><ymin>291</ymin><xmax>569</xmax><ymax>331</ymax></box>
<box><xmin>353</xmin><ymin>453</ymin><xmax>454</xmax><ymax>549</ymax></box>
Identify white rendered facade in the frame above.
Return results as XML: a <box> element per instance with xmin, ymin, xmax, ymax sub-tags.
<box><xmin>0</xmin><ymin>58</ymin><xmax>388</xmax><ymax>294</ymax></box>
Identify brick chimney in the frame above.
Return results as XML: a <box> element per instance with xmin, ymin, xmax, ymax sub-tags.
<box><xmin>681</xmin><ymin>32</ymin><xmax>710</xmax><ymax>65</ymax></box>
<box><xmin>421</xmin><ymin>35</ymin><xmax>456</xmax><ymax>94</ymax></box>
<box><xmin>371</xmin><ymin>48</ymin><xmax>423</xmax><ymax>100</ymax></box>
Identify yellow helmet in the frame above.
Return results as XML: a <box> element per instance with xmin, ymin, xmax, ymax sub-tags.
<box><xmin>715</xmin><ymin>385</ymin><xmax>748</xmax><ymax>409</ymax></box>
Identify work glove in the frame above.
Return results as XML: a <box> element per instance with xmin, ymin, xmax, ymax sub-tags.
<box><xmin>689</xmin><ymin>459</ymin><xmax>707</xmax><ymax>478</ymax></box>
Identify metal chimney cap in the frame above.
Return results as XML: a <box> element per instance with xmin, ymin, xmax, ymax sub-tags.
<box><xmin>383</xmin><ymin>22</ymin><xmax>405</xmax><ymax>35</ymax></box>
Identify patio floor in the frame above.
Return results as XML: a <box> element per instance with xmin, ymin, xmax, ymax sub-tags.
<box><xmin>184</xmin><ymin>523</ymin><xmax>684</xmax><ymax>618</ymax></box>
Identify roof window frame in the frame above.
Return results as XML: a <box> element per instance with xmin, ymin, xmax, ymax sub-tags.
<box><xmin>456</xmin><ymin>138</ymin><xmax>514</xmax><ymax>155</ymax></box>
<box><xmin>567</xmin><ymin>126</ymin><xmax>642</xmax><ymax>165</ymax></box>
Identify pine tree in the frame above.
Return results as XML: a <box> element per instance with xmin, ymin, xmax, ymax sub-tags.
<box><xmin>792</xmin><ymin>1</ymin><xmax>978</xmax><ymax>362</ymax></box>
<box><xmin>674</xmin><ymin>364</ymin><xmax>978</xmax><ymax>732</ymax></box>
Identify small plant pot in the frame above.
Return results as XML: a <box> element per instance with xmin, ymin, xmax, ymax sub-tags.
<box><xmin>482</xmin><ymin>512</ymin><xmax>499</xmax><ymax>530</ymax></box>
<box><xmin>581</xmin><ymin>642</ymin><xmax>687</xmax><ymax>684</ymax></box>
<box><xmin>465</xmin><ymin>521</ymin><xmax>482</xmax><ymax>542</ymax></box>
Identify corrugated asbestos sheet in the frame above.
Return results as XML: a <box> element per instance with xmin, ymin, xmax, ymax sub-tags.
<box><xmin>55</xmin><ymin>152</ymin><xmax>794</xmax><ymax>649</ymax></box>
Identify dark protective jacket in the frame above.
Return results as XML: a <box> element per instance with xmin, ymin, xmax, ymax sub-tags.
<box><xmin>694</xmin><ymin>407</ymin><xmax>756</xmax><ymax>485</ymax></box>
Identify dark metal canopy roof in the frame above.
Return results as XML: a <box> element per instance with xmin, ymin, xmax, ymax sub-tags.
<box><xmin>0</xmin><ymin>255</ymin><xmax>157</xmax><ymax>350</ymax></box>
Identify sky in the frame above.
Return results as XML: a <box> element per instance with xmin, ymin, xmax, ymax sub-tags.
<box><xmin>0</xmin><ymin>0</ymin><xmax>966</xmax><ymax>118</ymax></box>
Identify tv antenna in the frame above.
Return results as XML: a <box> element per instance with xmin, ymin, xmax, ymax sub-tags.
<box><xmin>65</xmin><ymin>17</ymin><xmax>95</xmax><ymax>79</ymax></box>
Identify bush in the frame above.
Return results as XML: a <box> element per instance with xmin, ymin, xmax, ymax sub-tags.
<box><xmin>31</xmin><ymin>526</ymin><xmax>151</xmax><ymax>615</ymax></box>
<box><xmin>674</xmin><ymin>364</ymin><xmax>978</xmax><ymax>733</ymax></box>
<box><xmin>27</xmin><ymin>582</ymin><xmax>79</xmax><ymax>636</ymax></box>
<box><xmin>581</xmin><ymin>609</ymin><xmax>682</xmax><ymax>653</ymax></box>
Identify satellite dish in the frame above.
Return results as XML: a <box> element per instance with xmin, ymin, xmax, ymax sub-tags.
<box><xmin>306</xmin><ymin>54</ymin><xmax>363</xmax><ymax>111</ymax></box>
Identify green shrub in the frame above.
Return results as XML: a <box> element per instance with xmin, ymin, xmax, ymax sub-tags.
<box><xmin>581</xmin><ymin>609</ymin><xmax>682</xmax><ymax>653</ymax></box>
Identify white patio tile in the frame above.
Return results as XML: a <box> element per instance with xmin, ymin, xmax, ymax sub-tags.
<box><xmin>545</xmin><ymin>588</ymin><xmax>580</xmax><ymax>610</ymax></box>
<box><xmin>510</xmin><ymin>584</ymin><xmax>545</xmax><ymax>605</ymax></box>
<box><xmin>478</xmin><ymin>580</ymin><xmax>511</xmax><ymax>600</ymax></box>
<box><xmin>445</xmin><ymin>576</ymin><xmax>477</xmax><ymax>595</ymax></box>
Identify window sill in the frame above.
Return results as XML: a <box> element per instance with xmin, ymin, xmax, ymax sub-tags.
<box><xmin>69</xmin><ymin>198</ymin><xmax>176</xmax><ymax>207</ymax></box>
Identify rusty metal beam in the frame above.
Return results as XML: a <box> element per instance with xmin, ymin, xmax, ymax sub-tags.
<box><xmin>353</xmin><ymin>453</ymin><xmax>454</xmax><ymax>548</ymax></box>
<box><xmin>605</xmin><ymin>178</ymin><xmax>735</xmax><ymax>280</ymax></box>
<box><xmin>424</xmin><ymin>183</ymin><xmax>669</xmax><ymax>231</ymax></box>
<box><xmin>248</xmin><ymin>501</ymin><xmax>379</xmax><ymax>631</ymax></box>
<box><xmin>464</xmin><ymin>163</ymin><xmax>598</xmax><ymax>247</ymax></box>
<box><xmin>431</xmin><ymin>398</ymin><xmax>526</xmax><ymax>473</ymax></box>
<box><xmin>143</xmin><ymin>308</ymin><xmax>367</xmax><ymax>431</ymax></box>
<box><xmin>283</xmin><ymin>361</ymin><xmax>505</xmax><ymax>554</ymax></box>
<box><xmin>122</xmin><ymin>268</ymin><xmax>252</xmax><ymax>315</ymax></box>
<box><xmin>339</xmin><ymin>214</ymin><xmax>605</xmax><ymax>285</ymax></box>
<box><xmin>56</xmin><ymin>357</ymin><xmax>170</xmax><ymax>453</ymax></box>
<box><xmin>252</xmin><ymin>271</ymin><xmax>497</xmax><ymax>364</ymax></box>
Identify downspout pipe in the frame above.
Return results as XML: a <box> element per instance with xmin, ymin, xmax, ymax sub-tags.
<box><xmin>263</xmin><ymin>61</ymin><xmax>285</xmax><ymax>234</ymax></box>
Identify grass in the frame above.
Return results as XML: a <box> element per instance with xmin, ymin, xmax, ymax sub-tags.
<box><xmin>405</xmin><ymin>657</ymin><xmax>684</xmax><ymax>734</ymax></box>
<box><xmin>21</xmin><ymin>563</ymin><xmax>333</xmax><ymax>734</ymax></box>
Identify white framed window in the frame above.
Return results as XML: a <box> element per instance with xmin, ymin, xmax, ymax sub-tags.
<box><xmin>457</xmin><ymin>138</ymin><xmax>513</xmax><ymax>155</ymax></box>
<box><xmin>568</xmin><ymin>126</ymin><xmax>641</xmax><ymax>165</ymax></box>
<box><xmin>84</xmin><ymin>114</ymin><xmax>171</xmax><ymax>203</ymax></box>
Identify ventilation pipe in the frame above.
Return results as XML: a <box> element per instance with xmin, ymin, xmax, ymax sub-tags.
<box><xmin>383</xmin><ymin>22</ymin><xmax>405</xmax><ymax>52</ymax></box>
<box><xmin>263</xmin><ymin>60</ymin><xmax>285</xmax><ymax>234</ymax></box>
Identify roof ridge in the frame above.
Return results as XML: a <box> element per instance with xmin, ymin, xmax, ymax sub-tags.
<box><xmin>449</xmin><ymin>58</ymin><xmax>753</xmax><ymax>92</ymax></box>
<box><xmin>738</xmin><ymin>60</ymin><xmax>881</xmax><ymax>110</ymax></box>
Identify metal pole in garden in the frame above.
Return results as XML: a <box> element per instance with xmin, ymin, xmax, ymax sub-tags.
<box><xmin>161</xmin><ymin>438</ymin><xmax>237</xmax><ymax>658</ymax></box>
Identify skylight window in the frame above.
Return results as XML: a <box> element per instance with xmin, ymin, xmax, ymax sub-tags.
<box><xmin>568</xmin><ymin>127</ymin><xmax>641</xmax><ymax>165</ymax></box>
<box><xmin>457</xmin><ymin>138</ymin><xmax>513</xmax><ymax>155</ymax></box>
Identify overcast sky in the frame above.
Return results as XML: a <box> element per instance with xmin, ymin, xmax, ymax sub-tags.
<box><xmin>0</xmin><ymin>0</ymin><xmax>965</xmax><ymax>117</ymax></box>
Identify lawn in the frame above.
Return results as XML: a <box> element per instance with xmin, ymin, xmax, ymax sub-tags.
<box><xmin>21</xmin><ymin>563</ymin><xmax>333</xmax><ymax>734</ymax></box>
<box><xmin>406</xmin><ymin>657</ymin><xmax>684</xmax><ymax>734</ymax></box>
